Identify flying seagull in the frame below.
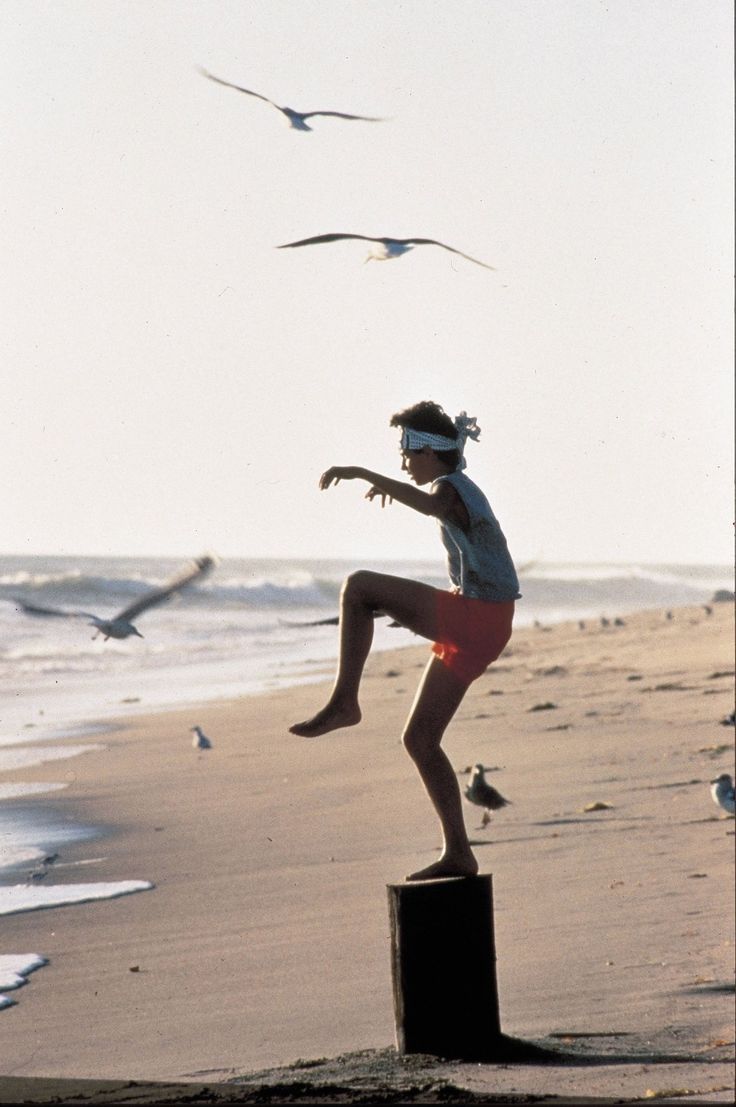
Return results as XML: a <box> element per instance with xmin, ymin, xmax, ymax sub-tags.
<box><xmin>277</xmin><ymin>233</ymin><xmax>495</xmax><ymax>269</ymax></box>
<box><xmin>14</xmin><ymin>555</ymin><xmax>216</xmax><ymax>640</ymax></box>
<box><xmin>710</xmin><ymin>773</ymin><xmax>735</xmax><ymax>816</ymax></box>
<box><xmin>279</xmin><ymin>611</ymin><xmax>400</xmax><ymax>628</ymax></box>
<box><xmin>279</xmin><ymin>614</ymin><xmax>340</xmax><ymax>627</ymax></box>
<box><xmin>463</xmin><ymin>763</ymin><xmax>511</xmax><ymax>828</ymax></box>
<box><xmin>198</xmin><ymin>68</ymin><xmax>383</xmax><ymax>131</ymax></box>
<box><xmin>191</xmin><ymin>725</ymin><xmax>213</xmax><ymax>750</ymax></box>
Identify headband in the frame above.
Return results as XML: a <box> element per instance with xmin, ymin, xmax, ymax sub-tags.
<box><xmin>400</xmin><ymin>412</ymin><xmax>480</xmax><ymax>470</ymax></box>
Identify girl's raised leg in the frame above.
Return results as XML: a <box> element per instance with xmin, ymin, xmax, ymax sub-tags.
<box><xmin>289</xmin><ymin>570</ymin><xmax>440</xmax><ymax>738</ymax></box>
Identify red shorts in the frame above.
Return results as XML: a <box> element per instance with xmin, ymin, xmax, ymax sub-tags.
<box><xmin>432</xmin><ymin>591</ymin><xmax>514</xmax><ymax>685</ymax></box>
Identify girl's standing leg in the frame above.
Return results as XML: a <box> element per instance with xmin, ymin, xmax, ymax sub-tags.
<box><xmin>290</xmin><ymin>572</ymin><xmax>477</xmax><ymax>878</ymax></box>
<box><xmin>401</xmin><ymin>655</ymin><xmax>477</xmax><ymax>880</ymax></box>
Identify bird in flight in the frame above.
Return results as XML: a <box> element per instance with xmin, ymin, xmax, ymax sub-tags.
<box><xmin>279</xmin><ymin>611</ymin><xmax>400</xmax><ymax>628</ymax></box>
<box><xmin>277</xmin><ymin>233</ymin><xmax>495</xmax><ymax>269</ymax></box>
<box><xmin>463</xmin><ymin>764</ymin><xmax>511</xmax><ymax>828</ymax></box>
<box><xmin>14</xmin><ymin>555</ymin><xmax>216</xmax><ymax>641</ymax></box>
<box><xmin>198</xmin><ymin>68</ymin><xmax>383</xmax><ymax>131</ymax></box>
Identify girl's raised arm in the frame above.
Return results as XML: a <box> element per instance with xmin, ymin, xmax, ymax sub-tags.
<box><xmin>319</xmin><ymin>465</ymin><xmax>461</xmax><ymax>523</ymax></box>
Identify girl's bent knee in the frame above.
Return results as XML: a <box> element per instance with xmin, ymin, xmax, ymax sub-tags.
<box><xmin>402</xmin><ymin>725</ymin><xmax>438</xmax><ymax>763</ymax></box>
<box><xmin>342</xmin><ymin>569</ymin><xmax>378</xmax><ymax>603</ymax></box>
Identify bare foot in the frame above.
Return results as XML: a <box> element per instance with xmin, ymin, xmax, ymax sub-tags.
<box><xmin>289</xmin><ymin>702</ymin><xmax>361</xmax><ymax>738</ymax></box>
<box><xmin>406</xmin><ymin>854</ymin><xmax>479</xmax><ymax>882</ymax></box>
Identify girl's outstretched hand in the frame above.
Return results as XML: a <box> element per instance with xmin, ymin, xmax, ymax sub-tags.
<box><xmin>319</xmin><ymin>466</ymin><xmax>361</xmax><ymax>490</ymax></box>
<box><xmin>365</xmin><ymin>485</ymin><xmax>393</xmax><ymax>507</ymax></box>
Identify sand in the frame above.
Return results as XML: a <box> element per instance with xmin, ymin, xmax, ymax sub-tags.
<box><xmin>0</xmin><ymin>604</ymin><xmax>733</xmax><ymax>1105</ymax></box>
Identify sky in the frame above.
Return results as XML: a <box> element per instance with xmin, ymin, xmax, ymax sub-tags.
<box><xmin>3</xmin><ymin>0</ymin><xmax>733</xmax><ymax>565</ymax></box>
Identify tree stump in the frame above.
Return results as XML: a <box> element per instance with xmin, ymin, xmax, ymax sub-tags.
<box><xmin>387</xmin><ymin>874</ymin><xmax>502</xmax><ymax>1060</ymax></box>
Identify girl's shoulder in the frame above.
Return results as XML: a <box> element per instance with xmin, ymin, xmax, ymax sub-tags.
<box><xmin>432</xmin><ymin>472</ymin><xmax>474</xmax><ymax>530</ymax></box>
<box><xmin>435</xmin><ymin>471</ymin><xmax>494</xmax><ymax>519</ymax></box>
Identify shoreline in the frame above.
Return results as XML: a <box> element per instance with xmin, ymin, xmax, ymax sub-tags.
<box><xmin>0</xmin><ymin>604</ymin><xmax>733</xmax><ymax>1102</ymax></box>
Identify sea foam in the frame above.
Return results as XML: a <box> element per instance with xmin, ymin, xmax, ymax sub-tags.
<box><xmin>0</xmin><ymin>880</ymin><xmax>154</xmax><ymax>917</ymax></box>
<box><xmin>0</xmin><ymin>953</ymin><xmax>48</xmax><ymax>1009</ymax></box>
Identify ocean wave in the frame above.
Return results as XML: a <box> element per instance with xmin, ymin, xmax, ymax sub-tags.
<box><xmin>0</xmin><ymin>558</ymin><xmax>730</xmax><ymax>621</ymax></box>
<box><xmin>0</xmin><ymin>569</ymin><xmax>83</xmax><ymax>587</ymax></box>
<box><xmin>521</xmin><ymin>562</ymin><xmax>732</xmax><ymax>592</ymax></box>
<box><xmin>518</xmin><ymin>573</ymin><xmax>722</xmax><ymax>610</ymax></box>
<box><xmin>0</xmin><ymin>573</ymin><xmax>343</xmax><ymax>611</ymax></box>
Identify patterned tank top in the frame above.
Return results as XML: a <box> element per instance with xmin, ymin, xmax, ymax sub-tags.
<box><xmin>433</xmin><ymin>471</ymin><xmax>521</xmax><ymax>603</ymax></box>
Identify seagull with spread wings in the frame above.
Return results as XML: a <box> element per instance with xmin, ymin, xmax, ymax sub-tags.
<box><xmin>198</xmin><ymin>68</ymin><xmax>383</xmax><ymax>131</ymax></box>
<box><xmin>277</xmin><ymin>233</ymin><xmax>495</xmax><ymax>269</ymax></box>
<box><xmin>14</xmin><ymin>555</ymin><xmax>216</xmax><ymax>641</ymax></box>
<box><xmin>279</xmin><ymin>611</ymin><xmax>401</xmax><ymax>628</ymax></box>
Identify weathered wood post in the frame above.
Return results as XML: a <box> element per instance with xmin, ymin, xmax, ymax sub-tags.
<box><xmin>387</xmin><ymin>874</ymin><xmax>502</xmax><ymax>1060</ymax></box>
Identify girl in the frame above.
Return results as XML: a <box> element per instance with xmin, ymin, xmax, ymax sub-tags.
<box><xmin>290</xmin><ymin>401</ymin><xmax>520</xmax><ymax>880</ymax></box>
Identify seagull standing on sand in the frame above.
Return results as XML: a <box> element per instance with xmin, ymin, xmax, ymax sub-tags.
<box><xmin>191</xmin><ymin>726</ymin><xmax>213</xmax><ymax>750</ymax></box>
<box><xmin>710</xmin><ymin>773</ymin><xmax>735</xmax><ymax>815</ymax></box>
<box><xmin>198</xmin><ymin>68</ymin><xmax>383</xmax><ymax>130</ymax></box>
<box><xmin>464</xmin><ymin>764</ymin><xmax>511</xmax><ymax>828</ymax></box>
<box><xmin>277</xmin><ymin>233</ymin><xmax>495</xmax><ymax>270</ymax></box>
<box><xmin>14</xmin><ymin>555</ymin><xmax>216</xmax><ymax>640</ymax></box>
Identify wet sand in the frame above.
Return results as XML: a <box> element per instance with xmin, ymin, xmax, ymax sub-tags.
<box><xmin>0</xmin><ymin>604</ymin><xmax>733</xmax><ymax>1103</ymax></box>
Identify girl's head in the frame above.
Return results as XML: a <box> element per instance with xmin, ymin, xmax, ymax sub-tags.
<box><xmin>390</xmin><ymin>401</ymin><xmax>474</xmax><ymax>473</ymax></box>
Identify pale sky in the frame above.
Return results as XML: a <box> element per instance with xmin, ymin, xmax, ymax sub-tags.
<box><xmin>3</xmin><ymin>0</ymin><xmax>733</xmax><ymax>564</ymax></box>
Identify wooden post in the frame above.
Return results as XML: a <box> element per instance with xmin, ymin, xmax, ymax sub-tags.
<box><xmin>387</xmin><ymin>875</ymin><xmax>502</xmax><ymax>1061</ymax></box>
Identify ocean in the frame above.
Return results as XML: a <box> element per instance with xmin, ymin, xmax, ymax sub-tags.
<box><xmin>0</xmin><ymin>555</ymin><xmax>732</xmax><ymax>1003</ymax></box>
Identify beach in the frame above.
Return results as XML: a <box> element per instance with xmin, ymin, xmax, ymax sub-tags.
<box><xmin>0</xmin><ymin>603</ymin><xmax>733</xmax><ymax>1104</ymax></box>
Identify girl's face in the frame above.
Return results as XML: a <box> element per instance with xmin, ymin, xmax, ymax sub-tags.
<box><xmin>400</xmin><ymin>446</ymin><xmax>437</xmax><ymax>485</ymax></box>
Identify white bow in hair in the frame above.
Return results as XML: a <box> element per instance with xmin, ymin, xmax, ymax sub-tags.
<box><xmin>454</xmin><ymin>412</ymin><xmax>481</xmax><ymax>444</ymax></box>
